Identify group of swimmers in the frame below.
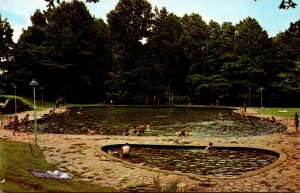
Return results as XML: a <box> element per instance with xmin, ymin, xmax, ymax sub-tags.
<box><xmin>124</xmin><ymin>122</ymin><xmax>151</xmax><ymax>136</ymax></box>
<box><xmin>261</xmin><ymin>116</ymin><xmax>276</xmax><ymax>123</ymax></box>
<box><xmin>120</xmin><ymin>142</ymin><xmax>215</xmax><ymax>158</ymax></box>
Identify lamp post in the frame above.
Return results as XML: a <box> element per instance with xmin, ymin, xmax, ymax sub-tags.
<box><xmin>248</xmin><ymin>87</ymin><xmax>251</xmax><ymax>108</ymax></box>
<box><xmin>260</xmin><ymin>87</ymin><xmax>264</xmax><ymax>110</ymax></box>
<box><xmin>30</xmin><ymin>79</ymin><xmax>39</xmax><ymax>145</ymax></box>
<box><xmin>14</xmin><ymin>85</ymin><xmax>17</xmax><ymax>114</ymax></box>
<box><xmin>41</xmin><ymin>87</ymin><xmax>44</xmax><ymax>110</ymax></box>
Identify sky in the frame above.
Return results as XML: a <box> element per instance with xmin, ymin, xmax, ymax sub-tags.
<box><xmin>0</xmin><ymin>0</ymin><xmax>300</xmax><ymax>42</ymax></box>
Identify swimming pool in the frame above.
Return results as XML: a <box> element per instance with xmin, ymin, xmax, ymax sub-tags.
<box><xmin>102</xmin><ymin>144</ymin><xmax>280</xmax><ymax>177</ymax></box>
<box><xmin>37</xmin><ymin>107</ymin><xmax>286</xmax><ymax>136</ymax></box>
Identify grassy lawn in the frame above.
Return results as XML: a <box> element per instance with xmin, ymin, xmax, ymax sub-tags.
<box><xmin>0</xmin><ymin>139</ymin><xmax>115</xmax><ymax>192</ymax></box>
<box><xmin>250</xmin><ymin>107</ymin><xmax>300</xmax><ymax>118</ymax></box>
<box><xmin>1</xmin><ymin>95</ymin><xmax>55</xmax><ymax>110</ymax></box>
<box><xmin>1</xmin><ymin>95</ymin><xmax>105</xmax><ymax>110</ymax></box>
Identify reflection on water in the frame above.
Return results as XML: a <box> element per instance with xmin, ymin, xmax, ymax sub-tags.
<box><xmin>104</xmin><ymin>145</ymin><xmax>279</xmax><ymax>176</ymax></box>
<box><xmin>38</xmin><ymin>107</ymin><xmax>286</xmax><ymax>136</ymax></box>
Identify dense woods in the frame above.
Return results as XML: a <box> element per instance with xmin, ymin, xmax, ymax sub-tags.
<box><xmin>0</xmin><ymin>0</ymin><xmax>299</xmax><ymax>106</ymax></box>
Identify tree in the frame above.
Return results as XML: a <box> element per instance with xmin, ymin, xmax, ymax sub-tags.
<box><xmin>12</xmin><ymin>0</ymin><xmax>111</xmax><ymax>102</ymax></box>
<box><xmin>271</xmin><ymin>20</ymin><xmax>300</xmax><ymax>104</ymax></box>
<box><xmin>220</xmin><ymin>17</ymin><xmax>272</xmax><ymax>102</ymax></box>
<box><xmin>180</xmin><ymin>13</ymin><xmax>210</xmax><ymax>75</ymax></box>
<box><xmin>278</xmin><ymin>0</ymin><xmax>297</xmax><ymax>9</ymax></box>
<box><xmin>186</xmin><ymin>74</ymin><xmax>230</xmax><ymax>104</ymax></box>
<box><xmin>106</xmin><ymin>0</ymin><xmax>154</xmax><ymax>103</ymax></box>
<box><xmin>0</xmin><ymin>15</ymin><xmax>15</xmax><ymax>94</ymax></box>
<box><xmin>147</xmin><ymin>7</ymin><xmax>186</xmax><ymax>96</ymax></box>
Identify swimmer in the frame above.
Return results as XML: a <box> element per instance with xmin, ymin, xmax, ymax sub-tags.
<box><xmin>121</xmin><ymin>143</ymin><xmax>130</xmax><ymax>158</ymax></box>
<box><xmin>124</xmin><ymin>128</ymin><xmax>129</xmax><ymax>136</ymax></box>
<box><xmin>146</xmin><ymin>122</ymin><xmax>151</xmax><ymax>130</ymax></box>
<box><xmin>87</xmin><ymin>128</ymin><xmax>95</xmax><ymax>135</ymax></box>
<box><xmin>178</xmin><ymin>129</ymin><xmax>187</xmax><ymax>137</ymax></box>
<box><xmin>205</xmin><ymin>142</ymin><xmax>214</xmax><ymax>151</ymax></box>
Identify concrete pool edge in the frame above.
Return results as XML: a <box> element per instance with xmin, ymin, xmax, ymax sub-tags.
<box><xmin>98</xmin><ymin>143</ymin><xmax>288</xmax><ymax>181</ymax></box>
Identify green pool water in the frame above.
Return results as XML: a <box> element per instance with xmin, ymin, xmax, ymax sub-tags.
<box><xmin>37</xmin><ymin>107</ymin><xmax>286</xmax><ymax>136</ymax></box>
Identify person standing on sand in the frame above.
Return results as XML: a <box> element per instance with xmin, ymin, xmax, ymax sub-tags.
<box><xmin>13</xmin><ymin>115</ymin><xmax>20</xmax><ymax>136</ymax></box>
<box><xmin>23</xmin><ymin>114</ymin><xmax>30</xmax><ymax>134</ymax></box>
<box><xmin>243</xmin><ymin>102</ymin><xmax>247</xmax><ymax>113</ymax></box>
<box><xmin>294</xmin><ymin>112</ymin><xmax>299</xmax><ymax>132</ymax></box>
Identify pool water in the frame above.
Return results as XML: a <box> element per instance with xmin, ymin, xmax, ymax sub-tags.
<box><xmin>37</xmin><ymin>107</ymin><xmax>286</xmax><ymax>136</ymax></box>
<box><xmin>103</xmin><ymin>145</ymin><xmax>279</xmax><ymax>176</ymax></box>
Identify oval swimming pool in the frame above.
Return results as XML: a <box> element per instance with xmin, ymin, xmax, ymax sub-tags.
<box><xmin>102</xmin><ymin>144</ymin><xmax>280</xmax><ymax>177</ymax></box>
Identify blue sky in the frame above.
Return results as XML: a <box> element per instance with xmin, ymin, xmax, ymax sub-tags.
<box><xmin>0</xmin><ymin>0</ymin><xmax>299</xmax><ymax>42</ymax></box>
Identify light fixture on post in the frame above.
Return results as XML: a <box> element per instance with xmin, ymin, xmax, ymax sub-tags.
<box><xmin>14</xmin><ymin>85</ymin><xmax>17</xmax><ymax>114</ymax></box>
<box><xmin>260</xmin><ymin>87</ymin><xmax>264</xmax><ymax>111</ymax></box>
<box><xmin>30</xmin><ymin>79</ymin><xmax>39</xmax><ymax>145</ymax></box>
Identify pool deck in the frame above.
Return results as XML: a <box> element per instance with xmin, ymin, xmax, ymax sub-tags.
<box><xmin>1</xmin><ymin>107</ymin><xmax>300</xmax><ymax>192</ymax></box>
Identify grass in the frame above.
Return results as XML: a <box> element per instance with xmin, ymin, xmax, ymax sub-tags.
<box><xmin>1</xmin><ymin>95</ymin><xmax>55</xmax><ymax>110</ymax></box>
<box><xmin>0</xmin><ymin>139</ymin><xmax>115</xmax><ymax>192</ymax></box>
<box><xmin>250</xmin><ymin>107</ymin><xmax>300</xmax><ymax>118</ymax></box>
<box><xmin>163</xmin><ymin>180</ymin><xmax>180</xmax><ymax>192</ymax></box>
<box><xmin>0</xmin><ymin>95</ymin><xmax>105</xmax><ymax>112</ymax></box>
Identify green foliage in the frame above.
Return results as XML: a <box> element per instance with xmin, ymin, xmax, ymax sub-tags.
<box><xmin>152</xmin><ymin>175</ymin><xmax>162</xmax><ymax>192</ymax></box>
<box><xmin>9</xmin><ymin>0</ymin><xmax>111</xmax><ymax>102</ymax></box>
<box><xmin>278</xmin><ymin>0</ymin><xmax>297</xmax><ymax>9</ymax></box>
<box><xmin>152</xmin><ymin>175</ymin><xmax>181</xmax><ymax>192</ymax></box>
<box><xmin>0</xmin><ymin>15</ymin><xmax>15</xmax><ymax>92</ymax></box>
<box><xmin>173</xmin><ymin>96</ymin><xmax>189</xmax><ymax>105</ymax></box>
<box><xmin>162</xmin><ymin>179</ymin><xmax>180</xmax><ymax>192</ymax></box>
<box><xmin>2</xmin><ymin>1</ymin><xmax>300</xmax><ymax>106</ymax></box>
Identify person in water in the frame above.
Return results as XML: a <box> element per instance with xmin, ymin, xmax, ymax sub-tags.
<box><xmin>124</xmin><ymin>128</ymin><xmax>129</xmax><ymax>136</ymax></box>
<box><xmin>178</xmin><ymin>129</ymin><xmax>187</xmax><ymax>137</ymax></box>
<box><xmin>146</xmin><ymin>122</ymin><xmax>151</xmax><ymax>130</ymax></box>
<box><xmin>121</xmin><ymin>143</ymin><xmax>130</xmax><ymax>158</ymax></box>
<box><xmin>139</xmin><ymin>122</ymin><xmax>146</xmax><ymax>133</ymax></box>
<box><xmin>205</xmin><ymin>142</ymin><xmax>214</xmax><ymax>151</ymax></box>
<box><xmin>132</xmin><ymin>126</ymin><xmax>138</xmax><ymax>135</ymax></box>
